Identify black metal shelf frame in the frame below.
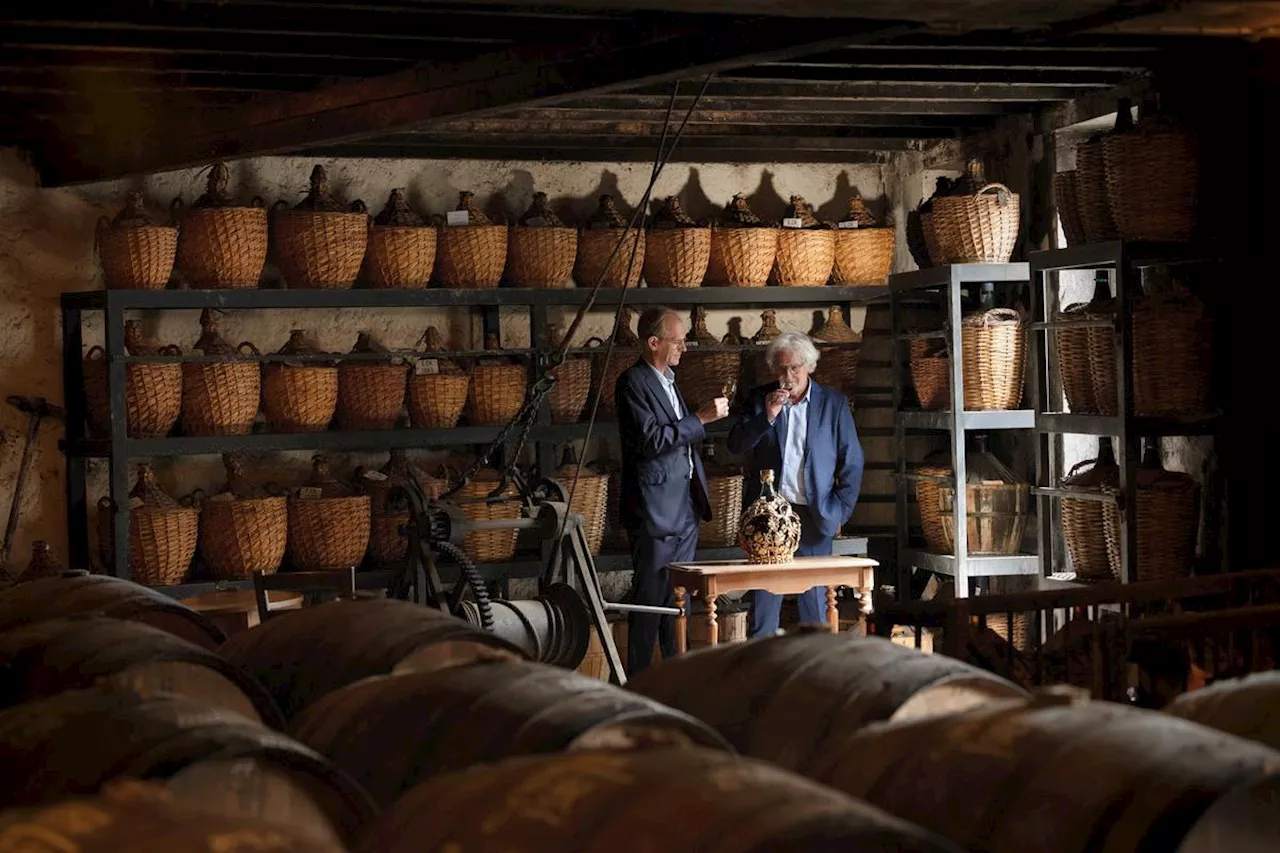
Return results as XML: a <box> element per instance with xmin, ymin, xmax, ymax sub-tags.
<box><xmin>1027</xmin><ymin>240</ymin><xmax>1222</xmax><ymax>585</ymax></box>
<box><xmin>888</xmin><ymin>263</ymin><xmax>1038</xmax><ymax>601</ymax></box>
<box><xmin>61</xmin><ymin>284</ymin><xmax>887</xmax><ymax>581</ymax></box>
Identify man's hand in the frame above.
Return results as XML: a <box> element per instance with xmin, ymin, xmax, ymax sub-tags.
<box><xmin>765</xmin><ymin>388</ymin><xmax>789</xmax><ymax>423</ymax></box>
<box><xmin>698</xmin><ymin>396</ymin><xmax>730</xmax><ymax>424</ymax></box>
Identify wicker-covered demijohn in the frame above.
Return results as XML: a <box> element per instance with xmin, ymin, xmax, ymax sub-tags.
<box><xmin>738</xmin><ymin>470</ymin><xmax>802</xmax><ymax>564</ymax></box>
<box><xmin>470</xmin><ymin>332</ymin><xmax>528</xmax><ymax>426</ymax></box>
<box><xmin>576</xmin><ymin>194</ymin><xmax>645</xmax><ymax>288</ymax></box>
<box><xmin>1061</xmin><ymin>438</ymin><xmax>1119</xmax><ymax>582</ymax></box>
<box><xmin>933</xmin><ymin>159</ymin><xmax>1021</xmax><ymax>264</ymax></box>
<box><xmin>271</xmin><ymin>165</ymin><xmax>369</xmax><ymax>290</ymax></box>
<box><xmin>908</xmin><ymin>177</ymin><xmax>952</xmax><ymax>269</ymax></box>
<box><xmin>364</xmin><ymin>450</ymin><xmax>452</xmax><ymax>568</ymax></box>
<box><xmin>937</xmin><ymin>438</ymin><xmax>1029</xmax><ymax>556</ymax></box>
<box><xmin>180</xmin><ymin>309</ymin><xmax>260</xmax><ymax>436</ymax></box>
<box><xmin>774</xmin><ymin>196</ymin><xmax>835</xmax><ymax>286</ymax></box>
<box><xmin>832</xmin><ymin>190</ymin><xmax>895</xmax><ymax>286</ymax></box>
<box><xmin>105</xmin><ymin>465</ymin><xmax>198</xmax><ymax>586</ymax></box>
<box><xmin>546</xmin><ymin>323</ymin><xmax>592</xmax><ymax>424</ymax></box>
<box><xmin>699</xmin><ymin>442</ymin><xmax>744</xmax><ymax>548</ymax></box>
<box><xmin>1133</xmin><ymin>289</ymin><xmax>1212</xmax><ymax>418</ymax></box>
<box><xmin>456</xmin><ymin>468</ymin><xmax>521</xmax><ymax>563</ymax></box>
<box><xmin>338</xmin><ymin>332</ymin><xmax>407</xmax><ymax>430</ymax></box>
<box><xmin>84</xmin><ymin>321</ymin><xmax>182</xmax><ymax>439</ymax></box>
<box><xmin>407</xmin><ymin>326</ymin><xmax>470</xmax><ymax>429</ymax></box>
<box><xmin>749</xmin><ymin>308</ymin><xmax>783</xmax><ymax>388</ymax></box>
<box><xmin>554</xmin><ymin>460</ymin><xmax>609</xmax><ymax>556</ymax></box>
<box><xmin>508</xmin><ymin>192</ymin><xmax>577</xmax><ymax>288</ymax></box>
<box><xmin>1102</xmin><ymin>441</ymin><xmax>1199</xmax><ymax>583</ymax></box>
<box><xmin>173</xmin><ymin>162</ymin><xmax>268</xmax><ymax>289</ymax></box>
<box><xmin>199</xmin><ymin>453</ymin><xmax>288</xmax><ymax>580</ymax></box>
<box><xmin>365</xmin><ymin>188</ymin><xmax>436</xmax><ymax>289</ymax></box>
<box><xmin>287</xmin><ymin>455</ymin><xmax>371</xmax><ymax>571</ymax></box>
<box><xmin>644</xmin><ymin>197</ymin><xmax>710</xmax><ymax>288</ymax></box>
<box><xmin>908</xmin><ymin>339</ymin><xmax>950</xmax><ymax>411</ymax></box>
<box><xmin>18</xmin><ymin>541</ymin><xmax>65</xmax><ymax>582</ymax></box>
<box><xmin>812</xmin><ymin>305</ymin><xmax>861</xmax><ymax>400</ymax></box>
<box><xmin>680</xmin><ymin>306</ymin><xmax>742</xmax><ymax>413</ymax></box>
<box><xmin>915</xmin><ymin>453</ymin><xmax>952</xmax><ymax>553</ymax></box>
<box><xmin>591</xmin><ymin>306</ymin><xmax>640</xmax><ymax>419</ymax></box>
<box><xmin>262</xmin><ymin>330</ymin><xmax>338</xmax><ymax>433</ymax></box>
<box><xmin>1077</xmin><ymin>134</ymin><xmax>1118</xmax><ymax>244</ymax></box>
<box><xmin>1104</xmin><ymin>112</ymin><xmax>1200</xmax><ymax>243</ymax></box>
<box><xmin>436</xmin><ymin>191</ymin><xmax>508</xmax><ymax>288</ymax></box>
<box><xmin>961</xmin><ymin>308</ymin><xmax>1026</xmax><ymax>411</ymax></box>
<box><xmin>707</xmin><ymin>194</ymin><xmax>778</xmax><ymax>288</ymax></box>
<box><xmin>97</xmin><ymin>192</ymin><xmax>178</xmax><ymax>290</ymax></box>
<box><xmin>1053</xmin><ymin>170</ymin><xmax>1086</xmax><ymax>248</ymax></box>
<box><xmin>1056</xmin><ymin>277</ymin><xmax>1112</xmax><ymax>416</ymax></box>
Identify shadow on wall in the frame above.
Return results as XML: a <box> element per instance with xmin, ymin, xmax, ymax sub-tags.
<box><xmin>744</xmin><ymin>170</ymin><xmax>788</xmax><ymax>224</ymax></box>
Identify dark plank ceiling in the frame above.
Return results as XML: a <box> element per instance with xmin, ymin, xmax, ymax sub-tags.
<box><xmin>0</xmin><ymin>1</ymin><xmax>1270</xmax><ymax>183</ymax></box>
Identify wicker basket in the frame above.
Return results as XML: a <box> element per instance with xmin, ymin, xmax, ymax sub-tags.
<box><xmin>939</xmin><ymin>480</ymin><xmax>1030</xmax><ymax>556</ymax></box>
<box><xmin>707</xmin><ymin>227</ymin><xmax>777</xmax><ymax>288</ymax></box>
<box><xmin>1076</xmin><ymin>136</ymin><xmax>1117</xmax><ymax>243</ymax></box>
<box><xmin>1102</xmin><ymin>447</ymin><xmax>1199</xmax><ymax>583</ymax></box>
<box><xmin>365</xmin><ymin>452</ymin><xmax>452</xmax><ymax>567</ymax></box>
<box><xmin>593</xmin><ymin>345</ymin><xmax>638</xmax><ymax>419</ymax></box>
<box><xmin>961</xmin><ymin>308</ymin><xmax>1026</xmax><ymax>411</ymax></box>
<box><xmin>832</xmin><ymin>191</ymin><xmax>895</xmax><ymax>286</ymax></box>
<box><xmin>108</xmin><ymin>465</ymin><xmax>197</xmax><ymax>586</ymax></box>
<box><xmin>471</xmin><ymin>334</ymin><xmax>527</xmax><ymax>426</ymax></box>
<box><xmin>1061</xmin><ymin>440</ymin><xmax>1119</xmax><ymax>582</ymax></box>
<box><xmin>83</xmin><ymin>322</ymin><xmax>182</xmax><ymax>439</ymax></box>
<box><xmin>365</xmin><ymin>189</ymin><xmax>436</xmax><ymax>289</ymax></box>
<box><xmin>1053</xmin><ymin>170</ymin><xmax>1086</xmax><ymax>247</ymax></box>
<box><xmin>556</xmin><ymin>464</ymin><xmax>608</xmax><ymax>555</ymax></box>
<box><xmin>271</xmin><ymin>166</ymin><xmax>369</xmax><ymax>290</ymax></box>
<box><xmin>181</xmin><ymin>310</ymin><xmax>260</xmax><ymax>436</ymax></box>
<box><xmin>337</xmin><ymin>333</ymin><xmax>407</xmax><ymax>430</ymax></box>
<box><xmin>577</xmin><ymin>195</ymin><xmax>645</xmax><ymax>287</ymax></box>
<box><xmin>287</xmin><ymin>456</ymin><xmax>372</xmax><ymax>570</ymax></box>
<box><xmin>262</xmin><ymin>330</ymin><xmax>338</xmax><ymax>433</ymax></box>
<box><xmin>644</xmin><ymin>229</ymin><xmax>710</xmax><ymax>287</ymax></box>
<box><xmin>985</xmin><ymin>612</ymin><xmax>1035</xmax><ymax>653</ymax></box>
<box><xmin>97</xmin><ymin>192</ymin><xmax>178</xmax><ymax>290</ymax></box>
<box><xmin>775</xmin><ymin>230</ymin><xmax>835</xmax><ymax>286</ymax></box>
<box><xmin>908</xmin><ymin>178</ymin><xmax>951</xmax><ymax>269</ymax></box>
<box><xmin>909</xmin><ymin>339</ymin><xmax>950</xmax><ymax>410</ymax></box>
<box><xmin>456</xmin><ymin>470</ymin><xmax>521</xmax><ymax>563</ymax></box>
<box><xmin>1104</xmin><ymin>115</ymin><xmax>1200</xmax><ymax>243</ymax></box>
<box><xmin>1133</xmin><ymin>291</ymin><xmax>1212</xmax><ymax>417</ymax></box>
<box><xmin>699</xmin><ymin>473</ymin><xmax>744</xmax><ymax>548</ymax></box>
<box><xmin>933</xmin><ymin>159</ymin><xmax>1021</xmax><ymax>264</ymax></box>
<box><xmin>915</xmin><ymin>462</ymin><xmax>951</xmax><ymax>552</ymax></box>
<box><xmin>435</xmin><ymin>191</ymin><xmax>507</xmax><ymax>288</ymax></box>
<box><xmin>920</xmin><ymin>212</ymin><xmax>946</xmax><ymax>266</ymax></box>
<box><xmin>1055</xmin><ymin>304</ymin><xmax>1097</xmax><ymax>415</ymax></box>
<box><xmin>507</xmin><ymin>192</ymin><xmax>577</xmax><ymax>288</ymax></box>
<box><xmin>812</xmin><ymin>306</ymin><xmax>861</xmax><ymax>399</ymax></box>
<box><xmin>748</xmin><ymin>309</ymin><xmax>783</xmax><ymax>389</ymax></box>
<box><xmin>173</xmin><ymin>163</ymin><xmax>268</xmax><ymax>289</ymax></box>
<box><xmin>547</xmin><ymin>325</ymin><xmax>592</xmax><ymax>424</ymax></box>
<box><xmin>406</xmin><ymin>326</ymin><xmax>469</xmax><ymax>428</ymax></box>
<box><xmin>679</xmin><ymin>307</ymin><xmax>742</xmax><ymax>414</ymax></box>
<box><xmin>198</xmin><ymin>454</ymin><xmax>287</xmax><ymax>580</ymax></box>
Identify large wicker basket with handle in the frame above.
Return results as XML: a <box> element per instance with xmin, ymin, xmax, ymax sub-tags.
<box><xmin>507</xmin><ymin>192</ymin><xmax>577</xmax><ymax>288</ymax></box>
<box><xmin>1104</xmin><ymin>112</ymin><xmax>1200</xmax><ymax>243</ymax></box>
<box><xmin>271</xmin><ymin>165</ymin><xmax>369</xmax><ymax>290</ymax></box>
<box><xmin>774</xmin><ymin>196</ymin><xmax>835</xmax><ymax>286</ymax></box>
<box><xmin>97</xmin><ymin>192</ymin><xmax>177</xmax><ymax>290</ymax></box>
<box><xmin>180</xmin><ymin>310</ymin><xmax>260</xmax><ymax>436</ymax></box>
<box><xmin>199</xmin><ymin>453</ymin><xmax>287</xmax><ymax>580</ymax></box>
<box><xmin>287</xmin><ymin>456</ymin><xmax>371</xmax><ymax>570</ymax></box>
<box><xmin>1102</xmin><ymin>442</ymin><xmax>1199</xmax><ymax>583</ymax></box>
<box><xmin>832</xmin><ymin>191</ymin><xmax>895</xmax><ymax>286</ymax></box>
<box><xmin>470</xmin><ymin>333</ymin><xmax>527</xmax><ymax>426</ymax></box>
<box><xmin>365</xmin><ymin>188</ymin><xmax>436</xmax><ymax>289</ymax></box>
<box><xmin>338</xmin><ymin>333</ymin><xmax>407</xmax><ymax>430</ymax></box>
<box><xmin>100</xmin><ymin>465</ymin><xmax>198</xmax><ymax>586</ymax></box>
<box><xmin>576</xmin><ymin>194</ymin><xmax>645</xmax><ymax>288</ymax></box>
<box><xmin>262</xmin><ymin>330</ymin><xmax>338</xmax><ymax>433</ymax></box>
<box><xmin>1061</xmin><ymin>438</ymin><xmax>1119</xmax><ymax>582</ymax></box>
<box><xmin>435</xmin><ymin>191</ymin><xmax>508</xmax><ymax>288</ymax></box>
<box><xmin>933</xmin><ymin>159</ymin><xmax>1020</xmax><ymax>264</ymax></box>
<box><xmin>961</xmin><ymin>308</ymin><xmax>1026</xmax><ymax>411</ymax></box>
<box><xmin>84</xmin><ymin>321</ymin><xmax>182</xmax><ymax>439</ymax></box>
<box><xmin>700</xmin><ymin>443</ymin><xmax>744</xmax><ymax>549</ymax></box>
<box><xmin>644</xmin><ymin>197</ymin><xmax>709</xmax><ymax>288</ymax></box>
<box><xmin>456</xmin><ymin>468</ymin><xmax>521</xmax><ymax>563</ymax></box>
<box><xmin>173</xmin><ymin>162</ymin><xmax>267</xmax><ymax>289</ymax></box>
<box><xmin>407</xmin><ymin>327</ymin><xmax>470</xmax><ymax>429</ymax></box>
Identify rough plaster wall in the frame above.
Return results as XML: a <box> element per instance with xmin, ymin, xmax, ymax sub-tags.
<box><xmin>0</xmin><ymin>149</ymin><xmax>926</xmax><ymax>576</ymax></box>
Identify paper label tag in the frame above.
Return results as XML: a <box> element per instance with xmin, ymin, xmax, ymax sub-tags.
<box><xmin>524</xmin><ymin>216</ymin><xmax>548</xmax><ymax>227</ymax></box>
<box><xmin>363</xmin><ymin>470</ymin><xmax>389</xmax><ymax>482</ymax></box>
<box><xmin>414</xmin><ymin>358</ymin><xmax>440</xmax><ymax>376</ymax></box>
<box><xmin>298</xmin><ymin>487</ymin><xmax>323</xmax><ymax>500</ymax></box>
<box><xmin>128</xmin><ymin>497</ymin><xmax>145</xmax><ymax>509</ymax></box>
<box><xmin>837</xmin><ymin>220</ymin><xmax>860</xmax><ymax>230</ymax></box>
<box><xmin>445</xmin><ymin>210</ymin><xmax>470</xmax><ymax>227</ymax></box>
<box><xmin>210</xmin><ymin>492</ymin><xmax>235</xmax><ymax>503</ymax></box>
<box><xmin>783</xmin><ymin>217</ymin><xmax>804</xmax><ymax>229</ymax></box>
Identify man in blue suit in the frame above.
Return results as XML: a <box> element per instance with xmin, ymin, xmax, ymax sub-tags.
<box><xmin>728</xmin><ymin>330</ymin><xmax>864</xmax><ymax>638</ymax></box>
<box><xmin>616</xmin><ymin>306</ymin><xmax>730</xmax><ymax>673</ymax></box>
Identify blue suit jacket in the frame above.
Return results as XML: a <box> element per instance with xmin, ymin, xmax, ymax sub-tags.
<box><xmin>615</xmin><ymin>360</ymin><xmax>713</xmax><ymax>538</ymax></box>
<box><xmin>727</xmin><ymin>379</ymin><xmax>864</xmax><ymax>539</ymax></box>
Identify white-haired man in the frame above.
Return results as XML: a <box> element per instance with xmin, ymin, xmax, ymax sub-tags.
<box><xmin>727</xmin><ymin>330</ymin><xmax>864</xmax><ymax>637</ymax></box>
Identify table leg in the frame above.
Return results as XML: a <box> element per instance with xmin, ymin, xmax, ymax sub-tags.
<box><xmin>827</xmin><ymin>586</ymin><xmax>839</xmax><ymax>634</ymax></box>
<box><xmin>705</xmin><ymin>592</ymin><xmax>718</xmax><ymax>646</ymax></box>
<box><xmin>674</xmin><ymin>586</ymin><xmax>687</xmax><ymax>655</ymax></box>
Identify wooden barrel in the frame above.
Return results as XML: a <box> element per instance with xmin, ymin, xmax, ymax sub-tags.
<box><xmin>0</xmin><ymin>688</ymin><xmax>376</xmax><ymax>846</ymax></box>
<box><xmin>218</xmin><ymin>597</ymin><xmax>526</xmax><ymax>722</ymax></box>
<box><xmin>813</xmin><ymin>697</ymin><xmax>1280</xmax><ymax>852</ymax></box>
<box><xmin>290</xmin><ymin>659</ymin><xmax>730</xmax><ymax>807</ymax></box>
<box><xmin>627</xmin><ymin>633</ymin><xmax>1027</xmax><ymax>773</ymax></box>
<box><xmin>1166</xmin><ymin>671</ymin><xmax>1280</xmax><ymax>749</ymax></box>
<box><xmin>0</xmin><ymin>780</ymin><xmax>347</xmax><ymax>852</ymax></box>
<box><xmin>0</xmin><ymin>571</ymin><xmax>225</xmax><ymax>650</ymax></box>
<box><xmin>0</xmin><ymin>615</ymin><xmax>281</xmax><ymax>725</ymax></box>
<box><xmin>356</xmin><ymin>748</ymin><xmax>964</xmax><ymax>853</ymax></box>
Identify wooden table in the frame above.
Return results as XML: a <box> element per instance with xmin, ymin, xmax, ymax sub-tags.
<box><xmin>668</xmin><ymin>555</ymin><xmax>879</xmax><ymax>651</ymax></box>
<box><xmin>180</xmin><ymin>589</ymin><xmax>303</xmax><ymax>637</ymax></box>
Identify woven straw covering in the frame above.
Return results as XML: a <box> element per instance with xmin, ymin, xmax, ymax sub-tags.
<box><xmin>125</xmin><ymin>465</ymin><xmax>197</xmax><ymax>586</ymax></box>
<box><xmin>738</xmin><ymin>470</ymin><xmax>801</xmax><ymax>564</ymax></box>
<box><xmin>1102</xmin><ymin>448</ymin><xmax>1199</xmax><ymax>582</ymax></box>
<box><xmin>471</xmin><ymin>363</ymin><xmax>527</xmax><ymax>426</ymax></box>
<box><xmin>933</xmin><ymin>160</ymin><xmax>1021</xmax><ymax>264</ymax></box>
<box><xmin>1055</xmin><ymin>301</ymin><xmax>1101</xmax><ymax>415</ymax></box>
<box><xmin>1061</xmin><ymin>440</ymin><xmax>1119</xmax><ymax>582</ymax></box>
<box><xmin>961</xmin><ymin>308</ymin><xmax>1026</xmax><ymax>411</ymax></box>
<box><xmin>915</xmin><ymin>462</ymin><xmax>951</xmax><ymax>552</ymax></box>
<box><xmin>200</xmin><ymin>454</ymin><xmax>288</xmax><ymax>579</ymax></box>
<box><xmin>775</xmin><ymin>230</ymin><xmax>835</xmax><ymax>286</ymax></box>
<box><xmin>549</xmin><ymin>357</ymin><xmax>592</xmax><ymax>423</ymax></box>
<box><xmin>406</xmin><ymin>327</ymin><xmax>469</xmax><ymax>428</ymax></box>
<box><xmin>97</xmin><ymin>192</ymin><xmax>177</xmax><ymax>290</ymax></box>
<box><xmin>680</xmin><ymin>307</ymin><xmax>741</xmax><ymax>413</ymax></box>
<box><xmin>699</xmin><ymin>474</ymin><xmax>744</xmax><ymax>547</ymax></box>
<box><xmin>832</xmin><ymin>192</ymin><xmax>895</xmax><ymax>286</ymax></box>
<box><xmin>556</xmin><ymin>465</ymin><xmax>608</xmax><ymax>555</ymax></box>
<box><xmin>644</xmin><ymin>229</ymin><xmax>710</xmax><ymax>287</ymax></box>
<box><xmin>1053</xmin><ymin>171</ymin><xmax>1086</xmax><ymax>247</ymax></box>
<box><xmin>84</xmin><ymin>322</ymin><xmax>182</xmax><ymax>439</ymax></box>
<box><xmin>1133</xmin><ymin>291</ymin><xmax>1212</xmax><ymax>417</ymax></box>
<box><xmin>457</xmin><ymin>470</ymin><xmax>521</xmax><ymax>563</ymax></box>
<box><xmin>921</xmin><ymin>212</ymin><xmax>946</xmax><ymax>266</ymax></box>
<box><xmin>287</xmin><ymin>456</ymin><xmax>371</xmax><ymax>570</ymax></box>
<box><xmin>262</xmin><ymin>330</ymin><xmax>338</xmax><ymax>433</ymax></box>
<box><xmin>986</xmin><ymin>612</ymin><xmax>1035</xmax><ymax>652</ymax></box>
<box><xmin>708</xmin><ymin>227</ymin><xmax>778</xmax><ymax>287</ymax></box>
<box><xmin>909</xmin><ymin>340</ymin><xmax>949</xmax><ymax>410</ymax></box>
<box><xmin>577</xmin><ymin>228</ymin><xmax>645</xmax><ymax>288</ymax></box>
<box><xmin>181</xmin><ymin>310</ymin><xmax>260</xmax><ymax>436</ymax></box>
<box><xmin>1104</xmin><ymin>116</ymin><xmax>1200</xmax><ymax>243</ymax></box>
<box><xmin>365</xmin><ymin>188</ymin><xmax>436</xmax><ymax>289</ymax></box>
<box><xmin>174</xmin><ymin>163</ymin><xmax>267</xmax><ymax>289</ymax></box>
<box><xmin>748</xmin><ymin>308</ymin><xmax>782</xmax><ymax>388</ymax></box>
<box><xmin>509</xmin><ymin>228</ymin><xmax>578</xmax><ymax>288</ymax></box>
<box><xmin>337</xmin><ymin>333</ymin><xmax>407</xmax><ymax>430</ymax></box>
<box><xmin>272</xmin><ymin>166</ymin><xmax>368</xmax><ymax>289</ymax></box>
<box><xmin>1076</xmin><ymin>136</ymin><xmax>1117</xmax><ymax>243</ymax></box>
<box><xmin>812</xmin><ymin>306</ymin><xmax>860</xmax><ymax>400</ymax></box>
<box><xmin>908</xmin><ymin>177</ymin><xmax>951</xmax><ymax>268</ymax></box>
<box><xmin>435</xmin><ymin>191</ymin><xmax>507</xmax><ymax>288</ymax></box>
<box><xmin>366</xmin><ymin>452</ymin><xmax>451</xmax><ymax>566</ymax></box>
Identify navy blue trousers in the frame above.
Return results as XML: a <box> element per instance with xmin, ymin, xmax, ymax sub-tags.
<box><xmin>748</xmin><ymin>503</ymin><xmax>833</xmax><ymax>638</ymax></box>
<box><xmin>626</xmin><ymin>497</ymin><xmax>699</xmax><ymax>674</ymax></box>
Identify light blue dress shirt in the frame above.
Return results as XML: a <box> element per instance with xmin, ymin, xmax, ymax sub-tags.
<box><xmin>648</xmin><ymin>363</ymin><xmax>694</xmax><ymax>479</ymax></box>
<box><xmin>776</xmin><ymin>382</ymin><xmax>810</xmax><ymax>506</ymax></box>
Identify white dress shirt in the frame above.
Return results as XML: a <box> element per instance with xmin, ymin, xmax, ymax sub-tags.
<box><xmin>648</xmin><ymin>363</ymin><xmax>694</xmax><ymax>479</ymax></box>
<box><xmin>776</xmin><ymin>382</ymin><xmax>810</xmax><ymax>506</ymax></box>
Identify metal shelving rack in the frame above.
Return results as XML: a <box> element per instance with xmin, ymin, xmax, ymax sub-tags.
<box><xmin>1027</xmin><ymin>240</ymin><xmax>1223</xmax><ymax>583</ymax></box>
<box><xmin>61</xmin><ymin>284</ymin><xmax>882</xmax><ymax>597</ymax></box>
<box><xmin>890</xmin><ymin>263</ymin><xmax>1039</xmax><ymax>601</ymax></box>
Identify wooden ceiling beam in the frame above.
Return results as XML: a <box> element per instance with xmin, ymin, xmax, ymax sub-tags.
<box><xmin>498</xmin><ymin>108</ymin><xmax>996</xmax><ymax>127</ymax></box>
<box><xmin>625</xmin><ymin>78</ymin><xmax>1097</xmax><ymax>101</ymax></box>
<box><xmin>294</xmin><ymin>143</ymin><xmax>892</xmax><ymax>164</ymax></box>
<box><xmin>563</xmin><ymin>94</ymin><xmax>1026</xmax><ymax>114</ymax></box>
<box><xmin>398</xmin><ymin>121</ymin><xmax>959</xmax><ymax>139</ymax></box>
